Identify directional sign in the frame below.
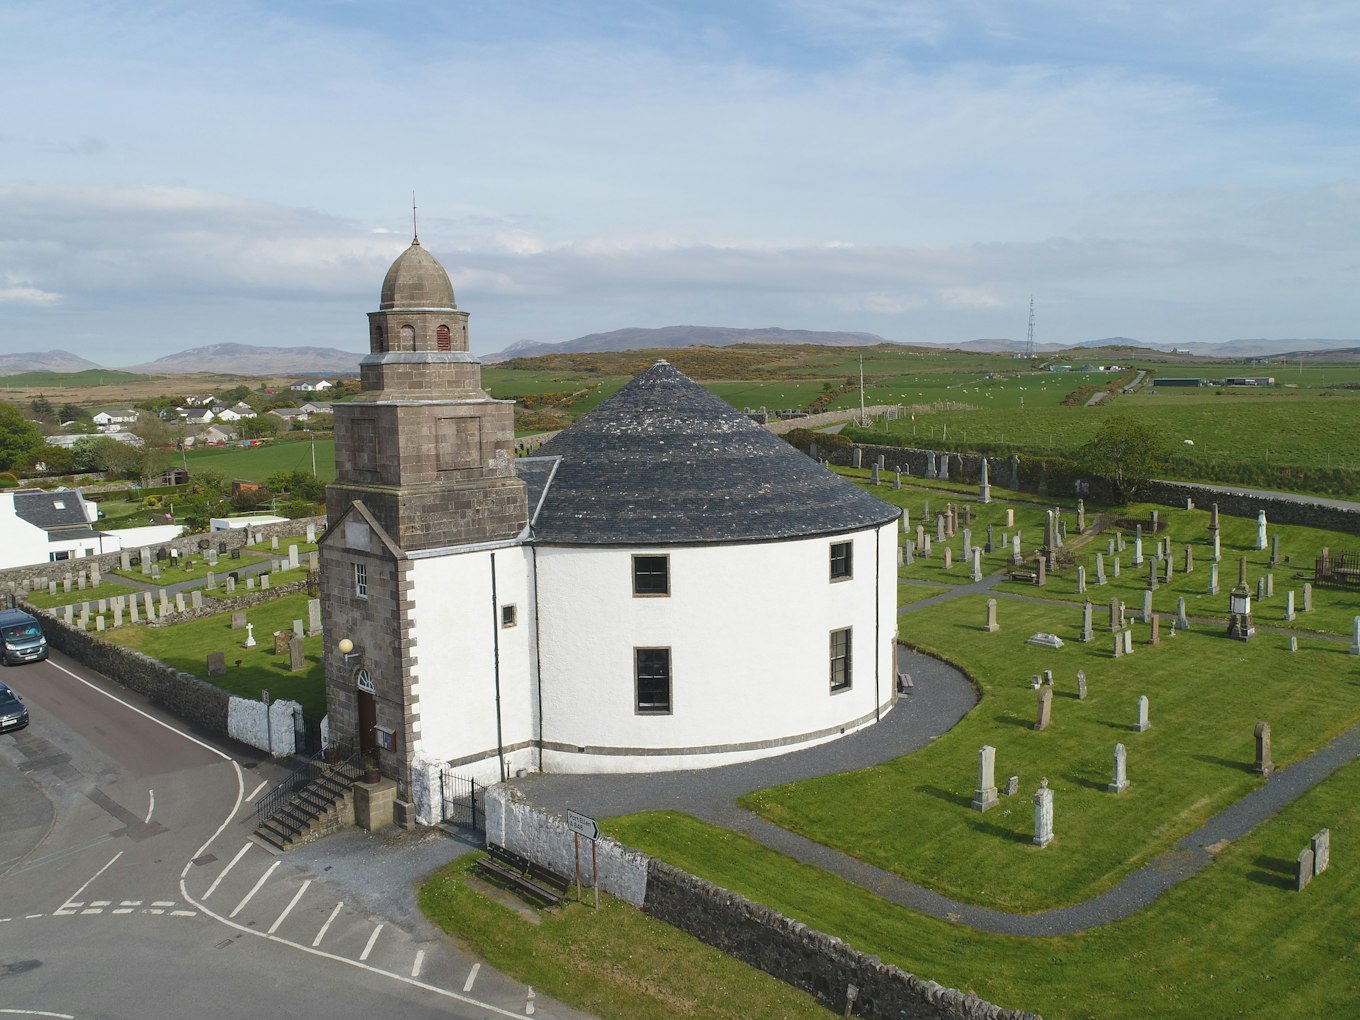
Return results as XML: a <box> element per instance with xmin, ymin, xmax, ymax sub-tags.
<box><xmin>567</xmin><ymin>809</ymin><xmax>600</xmax><ymax>841</ymax></box>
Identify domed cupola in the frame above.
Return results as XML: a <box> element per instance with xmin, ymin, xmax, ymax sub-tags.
<box><xmin>379</xmin><ymin>239</ymin><xmax>457</xmax><ymax>310</ymax></box>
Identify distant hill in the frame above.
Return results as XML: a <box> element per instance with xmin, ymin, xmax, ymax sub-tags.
<box><xmin>0</xmin><ymin>350</ymin><xmax>104</xmax><ymax>375</ymax></box>
<box><xmin>124</xmin><ymin>343</ymin><xmax>363</xmax><ymax>376</ymax></box>
<box><xmin>486</xmin><ymin>325</ymin><xmax>890</xmax><ymax>362</ymax></box>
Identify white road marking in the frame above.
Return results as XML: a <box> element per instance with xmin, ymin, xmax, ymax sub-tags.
<box><xmin>152</xmin><ymin>900</ymin><xmax>174</xmax><ymax>907</ymax></box>
<box><xmin>170</xmin><ymin>910</ymin><xmax>197</xmax><ymax>917</ymax></box>
<box><xmin>463</xmin><ymin>963</ymin><xmax>480</xmax><ymax>991</ymax></box>
<box><xmin>63</xmin><ymin>851</ymin><xmax>122</xmax><ymax>909</ymax></box>
<box><xmin>359</xmin><ymin>923</ymin><xmax>383</xmax><ymax>961</ymax></box>
<box><xmin>203</xmin><ymin>842</ymin><xmax>252</xmax><ymax>900</ymax></box>
<box><xmin>229</xmin><ymin>860</ymin><xmax>280</xmax><ymax>918</ymax></box>
<box><xmin>91</xmin><ymin>900</ymin><xmax>111</xmax><ymax>907</ymax></box>
<box><xmin>80</xmin><ymin>909</ymin><xmax>102</xmax><ymax>915</ymax></box>
<box><xmin>147</xmin><ymin>909</ymin><xmax>164</xmax><ymax>915</ymax></box>
<box><xmin>312</xmin><ymin>901</ymin><xmax>344</xmax><ymax>947</ymax></box>
<box><xmin>144</xmin><ymin>789</ymin><xmax>155</xmax><ymax>823</ymax></box>
<box><xmin>120</xmin><ymin>900</ymin><xmax>143</xmax><ymax>906</ymax></box>
<box><xmin>411</xmin><ymin>949</ymin><xmax>425</xmax><ymax>977</ymax></box>
<box><xmin>52</xmin><ymin>910</ymin><xmax>75</xmax><ymax>917</ymax></box>
<box><xmin>0</xmin><ymin>1008</ymin><xmax>76</xmax><ymax>1017</ymax></box>
<box><xmin>113</xmin><ymin>908</ymin><xmax>134</xmax><ymax>914</ymax></box>
<box><xmin>267</xmin><ymin>879</ymin><xmax>311</xmax><ymax>934</ymax></box>
<box><xmin>25</xmin><ymin>914</ymin><xmax>43</xmax><ymax>919</ymax></box>
<box><xmin>245</xmin><ymin>778</ymin><xmax>269</xmax><ymax>803</ymax></box>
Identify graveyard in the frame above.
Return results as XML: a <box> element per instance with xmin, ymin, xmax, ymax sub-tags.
<box><xmin>600</xmin><ymin>472</ymin><xmax>1360</xmax><ymax>1019</ymax></box>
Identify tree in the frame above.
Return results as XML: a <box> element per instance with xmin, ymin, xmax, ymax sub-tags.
<box><xmin>0</xmin><ymin>402</ymin><xmax>46</xmax><ymax>471</ymax></box>
<box><xmin>1080</xmin><ymin>415</ymin><xmax>1167</xmax><ymax>503</ymax></box>
<box><xmin>30</xmin><ymin>393</ymin><xmax>55</xmax><ymax>419</ymax></box>
<box><xmin>58</xmin><ymin>403</ymin><xmax>91</xmax><ymax>424</ymax></box>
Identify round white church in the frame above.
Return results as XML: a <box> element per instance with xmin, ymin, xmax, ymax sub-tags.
<box><xmin>321</xmin><ymin>237</ymin><xmax>902</xmax><ymax>816</ymax></box>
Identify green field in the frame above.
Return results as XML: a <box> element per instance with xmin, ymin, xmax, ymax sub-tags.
<box><xmin>182</xmin><ymin>439</ymin><xmax>336</xmax><ymax>483</ymax></box>
<box><xmin>0</xmin><ymin>369</ymin><xmax>155</xmax><ymax>387</ymax></box>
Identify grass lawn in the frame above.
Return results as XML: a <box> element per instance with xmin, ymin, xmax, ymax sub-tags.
<box><xmin>610</xmin><ymin>765</ymin><xmax>1360</xmax><ymax>1020</ymax></box>
<box><xmin>110</xmin><ymin>550</ymin><xmax>270</xmax><ymax>587</ymax></box>
<box><xmin>740</xmin><ymin>595</ymin><xmax>1360</xmax><ymax>913</ymax></box>
<box><xmin>21</xmin><ymin>580</ymin><xmax>144</xmax><ymax>610</ymax></box>
<box><xmin>419</xmin><ymin>855</ymin><xmax>835</xmax><ymax>1020</ymax></box>
<box><xmin>183</xmin><ymin>439</ymin><xmax>336</xmax><ymax>483</ymax></box>
<box><xmin>103</xmin><ymin>592</ymin><xmax>326</xmax><ymax>717</ymax></box>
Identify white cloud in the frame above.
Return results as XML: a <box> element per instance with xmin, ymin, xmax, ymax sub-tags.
<box><xmin>0</xmin><ymin>283</ymin><xmax>61</xmax><ymax>306</ymax></box>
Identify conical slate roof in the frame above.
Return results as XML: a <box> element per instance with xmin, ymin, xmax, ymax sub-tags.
<box><xmin>379</xmin><ymin>240</ymin><xmax>456</xmax><ymax>310</ymax></box>
<box><xmin>529</xmin><ymin>362</ymin><xmax>899</xmax><ymax>544</ymax></box>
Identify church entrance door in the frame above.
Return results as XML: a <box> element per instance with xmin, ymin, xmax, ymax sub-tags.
<box><xmin>357</xmin><ymin>689</ymin><xmax>377</xmax><ymax>753</ymax></box>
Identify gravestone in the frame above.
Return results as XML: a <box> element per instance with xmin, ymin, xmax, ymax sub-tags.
<box><xmin>1149</xmin><ymin>614</ymin><xmax>1160</xmax><ymax>645</ymax></box>
<box><xmin>985</xmin><ymin>598</ymin><xmax>999</xmax><ymax>633</ymax></box>
<box><xmin>903</xmin><ymin>543</ymin><xmax>913</xmax><ymax>566</ymax></box>
<box><xmin>1113</xmin><ymin>556</ymin><xmax>1121</xmax><ymax>578</ymax></box>
<box><xmin>923</xmin><ymin>535</ymin><xmax>932</xmax><ymax>557</ymax></box>
<box><xmin>1254</xmin><ymin>721</ymin><xmax>1273</xmax><ymax>775</ymax></box>
<box><xmin>246</xmin><ymin>575</ymin><xmax>256</xmax><ymax>590</ymax></box>
<box><xmin>1265</xmin><ymin>573</ymin><xmax>1274</xmax><ymax>598</ymax></box>
<box><xmin>208</xmin><ymin>549</ymin><xmax>218</xmax><ymax>567</ymax></box>
<box><xmin>1212</xmin><ymin>530</ymin><xmax>1221</xmax><ymax>563</ymax></box>
<box><xmin>901</xmin><ymin>507</ymin><xmax>910</xmax><ymax>531</ymax></box>
<box><xmin>48</xmin><ymin>580</ymin><xmax>57</xmax><ymax>596</ymax></box>
<box><xmin>1313</xmin><ymin>829</ymin><xmax>1330</xmax><ymax>874</ymax></box>
<box><xmin>1209</xmin><ymin>502</ymin><xmax>1220</xmax><ymax>533</ymax></box>
<box><xmin>1285</xmin><ymin>590</ymin><xmax>1296</xmax><ymax>622</ymax></box>
<box><xmin>274</xmin><ymin>630</ymin><xmax>291</xmax><ymax>655</ymax></box>
<box><xmin>225</xmin><ymin>576</ymin><xmax>236</xmax><ymax>593</ymax></box>
<box><xmin>937</xmin><ymin>515</ymin><xmax>946</xmax><ymax>543</ymax></box>
<box><xmin>1147</xmin><ymin>558</ymin><xmax>1158</xmax><ymax>591</ymax></box>
<box><xmin>1257</xmin><ymin>578</ymin><xmax>1265</xmax><ymax>602</ymax></box>
<box><xmin>1077</xmin><ymin>499</ymin><xmax>1085</xmax><ymax>533</ymax></box>
<box><xmin>939</xmin><ymin>453</ymin><xmax>950</xmax><ymax>481</ymax></box>
<box><xmin>871</xmin><ymin>463</ymin><xmax>880</xmax><ymax>485</ymax></box>
<box><xmin>1270</xmin><ymin>533</ymin><xmax>1280</xmax><ymax>567</ymax></box>
<box><xmin>1108</xmin><ymin>743</ymin><xmax>1129</xmax><ymax>792</ymax></box>
<box><xmin>1296</xmin><ymin>848</ymin><xmax>1314</xmax><ymax>892</ymax></box>
<box><xmin>1035</xmin><ymin>687</ymin><xmax>1052</xmax><ymax>730</ymax></box>
<box><xmin>985</xmin><ymin>524</ymin><xmax>994</xmax><ymax>554</ymax></box>
<box><xmin>1136</xmin><ymin>695</ymin><xmax>1150</xmax><ymax>732</ymax></box>
<box><xmin>1176</xmin><ymin>597</ymin><xmax>1190</xmax><ymax>631</ymax></box>
<box><xmin>1256</xmin><ymin>511</ymin><xmax>1268</xmax><ymax>551</ymax></box>
<box><xmin>1117</xmin><ymin>532</ymin><xmax>1126</xmax><ymax>553</ymax></box>
<box><xmin>1108</xmin><ymin>538</ymin><xmax>1116</xmax><ymax>558</ymax></box>
<box><xmin>1123</xmin><ymin>629</ymin><xmax>1133</xmax><ymax>655</ymax></box>
<box><xmin>206</xmin><ymin>652</ymin><xmax>227</xmax><ymax>677</ymax></box>
<box><xmin>1006</xmin><ymin>508</ymin><xmax>1014</xmax><ymax>527</ymax></box>
<box><xmin>972</xmin><ymin>745</ymin><xmax>999</xmax><ymax>812</ymax></box>
<box><xmin>1134</xmin><ymin>534</ymin><xmax>1143</xmax><ymax>568</ymax></box>
<box><xmin>1005</xmin><ymin>775</ymin><xmax>1019</xmax><ymax>797</ymax></box>
<box><xmin>1142</xmin><ymin>589</ymin><xmax>1153</xmax><ymax>624</ymax></box>
<box><xmin>231</xmin><ymin>611</ymin><xmax>247</xmax><ymax>630</ymax></box>
<box><xmin>1077</xmin><ymin>670</ymin><xmax>1088</xmax><ymax>700</ymax></box>
<box><xmin>897</xmin><ymin>546</ymin><xmax>905</xmax><ymax>568</ymax></box>
<box><xmin>271</xmin><ymin>536</ymin><xmax>280</xmax><ymax>551</ymax></box>
<box><xmin>175</xmin><ymin>592</ymin><xmax>186</xmax><ymax>614</ymax></box>
<box><xmin>1290</xmin><ymin>636</ymin><xmax>1298</xmax><ymax>652</ymax></box>
<box><xmin>140</xmin><ymin>548</ymin><xmax>151</xmax><ymax>575</ymax></box>
<box><xmin>120</xmin><ymin>551</ymin><xmax>131</xmax><ymax>571</ymax></box>
<box><xmin>916</xmin><ymin>524</ymin><xmax>925</xmax><ymax>552</ymax></box>
<box><xmin>291</xmin><ymin>619</ymin><xmax>304</xmax><ymax>640</ymax></box>
<box><xmin>288</xmin><ymin>634</ymin><xmax>305</xmax><ymax>673</ymax></box>
<box><xmin>63</xmin><ymin>605</ymin><xmax>74</xmax><ymax>626</ymax></box>
<box><xmin>306</xmin><ymin>523</ymin><xmax>316</xmax><ymax>543</ymax></box>
<box><xmin>1110</xmin><ymin>597</ymin><xmax>1120</xmax><ymax>632</ymax></box>
<box><xmin>62</xmin><ymin>578</ymin><xmax>72</xmax><ymax>594</ymax></box>
<box><xmin>962</xmin><ymin>529</ymin><xmax>972</xmax><ymax>558</ymax></box>
<box><xmin>77</xmin><ymin>573</ymin><xmax>86</xmax><ymax>590</ymax></box>
<box><xmin>970</xmin><ymin>548</ymin><xmax>982</xmax><ymax>582</ymax></box>
<box><xmin>1081</xmin><ymin>601</ymin><xmax>1094</xmax><ymax>643</ymax></box>
<box><xmin>1207</xmin><ymin>562</ymin><xmax>1220</xmax><ymax>596</ymax></box>
<box><xmin>1095</xmin><ymin>553</ymin><xmax>1106</xmax><ymax>585</ymax></box>
<box><xmin>206</xmin><ymin>571</ymin><xmax>216</xmax><ymax>590</ymax></box>
<box><xmin>852</xmin><ymin>448</ymin><xmax>863</xmax><ymax>468</ymax></box>
<box><xmin>1076</xmin><ymin>566</ymin><xmax>1086</xmax><ymax>594</ymax></box>
<box><xmin>1036</xmin><ymin>557</ymin><xmax>1046</xmax><ymax>586</ymax></box>
<box><xmin>943</xmin><ymin>547</ymin><xmax>953</xmax><ymax>570</ymax></box>
<box><xmin>142</xmin><ymin>592</ymin><xmax>156</xmax><ymax>621</ymax></box>
<box><xmin>926</xmin><ymin>451</ymin><xmax>937</xmax><ymax>478</ymax></box>
<box><xmin>1303</xmin><ymin>582</ymin><xmax>1313</xmax><ymax>612</ymax></box>
<box><xmin>1351</xmin><ymin>616</ymin><xmax>1360</xmax><ymax>656</ymax></box>
<box><xmin>1031</xmin><ymin>674</ymin><xmax>1042</xmax><ymax>690</ymax></box>
<box><xmin>1011</xmin><ymin>534</ymin><xmax>1022</xmax><ymax>566</ymax></box>
<box><xmin>978</xmin><ymin>457</ymin><xmax>991</xmax><ymax>503</ymax></box>
<box><xmin>1042</xmin><ymin>669</ymin><xmax>1054</xmax><ymax>687</ymax></box>
<box><xmin>95</xmin><ymin>616</ymin><xmax>105</xmax><ymax>632</ymax></box>
<box><xmin>1033</xmin><ymin>779</ymin><xmax>1054</xmax><ymax>848</ymax></box>
<box><xmin>894</xmin><ymin>471</ymin><xmax>901</xmax><ymax>490</ymax></box>
<box><xmin>1163</xmin><ymin>557</ymin><xmax>1173</xmax><ymax>584</ymax></box>
<box><xmin>113</xmin><ymin>604</ymin><xmax>124</xmax><ymax>627</ymax></box>
<box><xmin>288</xmin><ymin>544</ymin><xmax>300</xmax><ymax>570</ymax></box>
<box><xmin>191</xmin><ymin>590</ymin><xmax>203</xmax><ymax>609</ymax></box>
<box><xmin>245</xmin><ymin>623</ymin><xmax>257</xmax><ymax>648</ymax></box>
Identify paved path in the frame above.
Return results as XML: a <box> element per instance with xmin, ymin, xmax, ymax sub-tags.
<box><xmin>512</xmin><ymin>560</ymin><xmax>1360</xmax><ymax>935</ymax></box>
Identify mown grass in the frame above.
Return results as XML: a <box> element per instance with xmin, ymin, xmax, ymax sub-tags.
<box><xmin>20</xmin><ymin>580</ymin><xmax>144</xmax><ymax>610</ymax></box>
<box><xmin>741</xmin><ymin>594</ymin><xmax>1360</xmax><ymax>913</ymax></box>
<box><xmin>102</xmin><ymin>592</ymin><xmax>325</xmax><ymax>716</ymax></box>
<box><xmin>182</xmin><ymin>439</ymin><xmax>336</xmax><ymax>483</ymax></box>
<box><xmin>419</xmin><ymin>855</ymin><xmax>835</xmax><ymax>1019</ymax></box>
<box><xmin>610</xmin><ymin>769</ymin><xmax>1360</xmax><ymax>1020</ymax></box>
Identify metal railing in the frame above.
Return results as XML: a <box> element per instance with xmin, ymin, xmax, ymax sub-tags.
<box><xmin>440</xmin><ymin>770</ymin><xmax>485</xmax><ymax>832</ymax></box>
<box><xmin>254</xmin><ymin>745</ymin><xmax>359</xmax><ymax>828</ymax></box>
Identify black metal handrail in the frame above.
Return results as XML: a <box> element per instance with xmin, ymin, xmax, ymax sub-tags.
<box><xmin>254</xmin><ymin>747</ymin><xmax>361</xmax><ymax>828</ymax></box>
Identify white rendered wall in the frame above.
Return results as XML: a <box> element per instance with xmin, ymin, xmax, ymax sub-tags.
<box><xmin>535</xmin><ymin>522</ymin><xmax>897</xmax><ymax>773</ymax></box>
<box><xmin>0</xmin><ymin>494</ymin><xmax>63</xmax><ymax>569</ymax></box>
<box><xmin>406</xmin><ymin>545</ymin><xmax>537</xmax><ymax>786</ymax></box>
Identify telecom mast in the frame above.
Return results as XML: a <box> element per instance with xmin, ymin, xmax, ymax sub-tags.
<box><xmin>1025</xmin><ymin>295</ymin><xmax>1036</xmax><ymax>360</ymax></box>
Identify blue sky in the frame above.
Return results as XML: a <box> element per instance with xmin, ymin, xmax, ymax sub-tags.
<box><xmin>2</xmin><ymin>1</ymin><xmax>1357</xmax><ymax>363</ymax></box>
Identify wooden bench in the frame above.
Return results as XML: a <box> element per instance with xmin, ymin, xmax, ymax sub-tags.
<box><xmin>477</xmin><ymin>843</ymin><xmax>571</xmax><ymax>905</ymax></box>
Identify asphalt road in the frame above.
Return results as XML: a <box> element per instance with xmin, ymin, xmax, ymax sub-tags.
<box><xmin>0</xmin><ymin>650</ymin><xmax>591</xmax><ymax>1020</ymax></box>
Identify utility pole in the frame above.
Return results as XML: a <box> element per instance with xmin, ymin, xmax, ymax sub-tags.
<box><xmin>1025</xmin><ymin>295</ymin><xmax>1036</xmax><ymax>361</ymax></box>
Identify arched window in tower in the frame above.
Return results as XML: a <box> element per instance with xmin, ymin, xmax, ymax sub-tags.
<box><xmin>436</xmin><ymin>324</ymin><xmax>452</xmax><ymax>351</ymax></box>
<box><xmin>372</xmin><ymin>324</ymin><xmax>386</xmax><ymax>353</ymax></box>
<box><xmin>399</xmin><ymin>324</ymin><xmax>415</xmax><ymax>350</ymax></box>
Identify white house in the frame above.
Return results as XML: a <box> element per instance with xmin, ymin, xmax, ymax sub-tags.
<box><xmin>92</xmin><ymin>409</ymin><xmax>139</xmax><ymax>428</ymax></box>
<box><xmin>289</xmin><ymin>379</ymin><xmax>334</xmax><ymax>392</ymax></box>
<box><xmin>230</xmin><ymin>402</ymin><xmax>258</xmax><ymax>418</ymax></box>
<box><xmin>0</xmin><ymin>489</ymin><xmax>108</xmax><ymax>568</ymax></box>
<box><xmin>320</xmin><ymin>238</ymin><xmax>902</xmax><ymax>818</ymax></box>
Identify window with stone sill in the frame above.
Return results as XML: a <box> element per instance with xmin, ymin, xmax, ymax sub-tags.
<box><xmin>829</xmin><ymin>627</ymin><xmax>852</xmax><ymax>692</ymax></box>
<box><xmin>633</xmin><ymin>554</ymin><xmax>669</xmax><ymax>596</ymax></box>
<box><xmin>635</xmin><ymin>647</ymin><xmax>672</xmax><ymax>714</ymax></box>
<box><xmin>830</xmin><ymin>540</ymin><xmax>853</xmax><ymax>581</ymax></box>
<box><xmin>354</xmin><ymin>562</ymin><xmax>368</xmax><ymax>599</ymax></box>
<box><xmin>501</xmin><ymin>604</ymin><xmax>518</xmax><ymax>628</ymax></box>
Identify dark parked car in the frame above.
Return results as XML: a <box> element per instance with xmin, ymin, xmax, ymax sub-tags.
<box><xmin>0</xmin><ymin>609</ymin><xmax>48</xmax><ymax>666</ymax></box>
<box><xmin>0</xmin><ymin>681</ymin><xmax>29</xmax><ymax>733</ymax></box>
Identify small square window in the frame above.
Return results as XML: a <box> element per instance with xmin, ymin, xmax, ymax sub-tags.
<box><xmin>354</xmin><ymin>562</ymin><xmax>368</xmax><ymax>599</ymax></box>
<box><xmin>633</xmin><ymin>555</ymin><xmax>670</xmax><ymax>596</ymax></box>
<box><xmin>830</xmin><ymin>628</ymin><xmax>852</xmax><ymax>692</ymax></box>
<box><xmin>635</xmin><ymin>648</ymin><xmax>672</xmax><ymax>714</ymax></box>
<box><xmin>830</xmin><ymin>541</ymin><xmax>853</xmax><ymax>581</ymax></box>
<box><xmin>501</xmin><ymin>604</ymin><xmax>518</xmax><ymax>628</ymax></box>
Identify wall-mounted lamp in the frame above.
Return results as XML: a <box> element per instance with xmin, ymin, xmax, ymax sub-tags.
<box><xmin>338</xmin><ymin>637</ymin><xmax>363</xmax><ymax>665</ymax></box>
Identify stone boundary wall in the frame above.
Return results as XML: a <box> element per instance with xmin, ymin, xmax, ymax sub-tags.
<box><xmin>227</xmin><ymin>696</ymin><xmax>303</xmax><ymax>756</ymax></box>
<box><xmin>764</xmin><ymin>405</ymin><xmax>900</xmax><ymax>435</ymax></box>
<box><xmin>32</xmin><ymin>607</ymin><xmax>232</xmax><ymax>737</ymax></box>
<box><xmin>0</xmin><ymin>515</ymin><xmax>326</xmax><ymax>592</ymax></box>
<box><xmin>480</xmin><ymin>789</ymin><xmax>1034</xmax><ymax>1019</ymax></box>
<box><xmin>1148</xmin><ymin>480</ymin><xmax>1360</xmax><ymax>534</ymax></box>
<box><xmin>483</xmin><ymin>786</ymin><xmax>650</xmax><ymax>907</ymax></box>
<box><xmin>644</xmin><ymin>861</ymin><xmax>1041</xmax><ymax>1020</ymax></box>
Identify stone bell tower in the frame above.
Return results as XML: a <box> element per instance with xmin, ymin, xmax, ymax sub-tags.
<box><xmin>327</xmin><ymin>235</ymin><xmax>527</xmax><ymax>548</ymax></box>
